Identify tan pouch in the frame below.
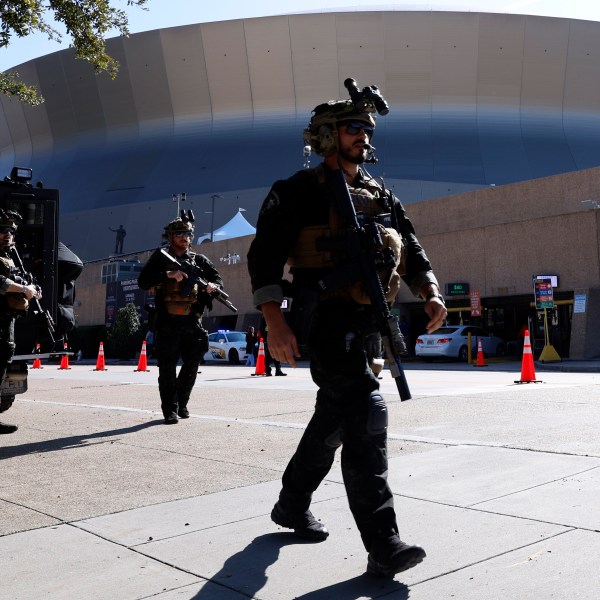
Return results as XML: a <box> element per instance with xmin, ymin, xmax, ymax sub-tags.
<box><xmin>348</xmin><ymin>225</ymin><xmax>405</xmax><ymax>304</ymax></box>
<box><xmin>7</xmin><ymin>293</ymin><xmax>29</xmax><ymax>313</ymax></box>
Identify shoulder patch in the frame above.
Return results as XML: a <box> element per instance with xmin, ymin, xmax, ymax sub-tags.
<box><xmin>260</xmin><ymin>190</ymin><xmax>280</xmax><ymax>216</ymax></box>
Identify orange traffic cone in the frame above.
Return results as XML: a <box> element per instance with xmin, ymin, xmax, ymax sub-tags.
<box><xmin>58</xmin><ymin>342</ymin><xmax>71</xmax><ymax>370</ymax></box>
<box><xmin>251</xmin><ymin>338</ymin><xmax>266</xmax><ymax>376</ymax></box>
<box><xmin>135</xmin><ymin>340</ymin><xmax>150</xmax><ymax>372</ymax></box>
<box><xmin>474</xmin><ymin>338</ymin><xmax>488</xmax><ymax>367</ymax></box>
<box><xmin>32</xmin><ymin>343</ymin><xmax>43</xmax><ymax>369</ymax></box>
<box><xmin>94</xmin><ymin>342</ymin><xmax>107</xmax><ymax>371</ymax></box>
<box><xmin>515</xmin><ymin>329</ymin><xmax>542</xmax><ymax>384</ymax></box>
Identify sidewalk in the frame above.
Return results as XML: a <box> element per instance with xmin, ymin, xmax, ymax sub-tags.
<box><xmin>1</xmin><ymin>364</ymin><xmax>599</xmax><ymax>599</ymax></box>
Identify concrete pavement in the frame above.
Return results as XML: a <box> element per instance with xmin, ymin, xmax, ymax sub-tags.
<box><xmin>1</xmin><ymin>361</ymin><xmax>599</xmax><ymax>599</ymax></box>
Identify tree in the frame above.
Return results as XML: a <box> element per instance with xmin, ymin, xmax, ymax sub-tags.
<box><xmin>1</xmin><ymin>0</ymin><xmax>149</xmax><ymax>105</ymax></box>
<box><xmin>108</xmin><ymin>302</ymin><xmax>143</xmax><ymax>359</ymax></box>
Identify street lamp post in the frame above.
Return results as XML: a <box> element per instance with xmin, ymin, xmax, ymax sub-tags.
<box><xmin>172</xmin><ymin>192</ymin><xmax>186</xmax><ymax>216</ymax></box>
<box><xmin>208</xmin><ymin>194</ymin><xmax>222</xmax><ymax>242</ymax></box>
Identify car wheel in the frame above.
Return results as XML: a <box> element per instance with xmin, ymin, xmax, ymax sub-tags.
<box><xmin>458</xmin><ymin>346</ymin><xmax>469</xmax><ymax>362</ymax></box>
<box><xmin>228</xmin><ymin>349</ymin><xmax>240</xmax><ymax>365</ymax></box>
<box><xmin>496</xmin><ymin>343</ymin><xmax>506</xmax><ymax>358</ymax></box>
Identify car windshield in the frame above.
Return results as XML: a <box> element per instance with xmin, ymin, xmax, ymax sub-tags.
<box><xmin>226</xmin><ymin>332</ymin><xmax>245</xmax><ymax>342</ymax></box>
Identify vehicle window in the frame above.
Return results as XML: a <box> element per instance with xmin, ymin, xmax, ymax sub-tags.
<box><xmin>208</xmin><ymin>334</ymin><xmax>218</xmax><ymax>342</ymax></box>
<box><xmin>475</xmin><ymin>328</ymin><xmax>488</xmax><ymax>337</ymax></box>
<box><xmin>429</xmin><ymin>327</ymin><xmax>459</xmax><ymax>335</ymax></box>
<box><xmin>226</xmin><ymin>332</ymin><xmax>245</xmax><ymax>343</ymax></box>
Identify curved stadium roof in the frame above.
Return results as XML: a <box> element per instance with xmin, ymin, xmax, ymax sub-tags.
<box><xmin>2</xmin><ymin>10</ymin><xmax>600</xmax><ymax>260</ymax></box>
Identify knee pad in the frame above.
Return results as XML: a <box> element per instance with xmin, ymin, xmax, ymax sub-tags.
<box><xmin>366</xmin><ymin>392</ymin><xmax>388</xmax><ymax>436</ymax></box>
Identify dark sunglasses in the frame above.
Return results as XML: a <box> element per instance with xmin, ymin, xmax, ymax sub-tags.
<box><xmin>173</xmin><ymin>231</ymin><xmax>193</xmax><ymax>238</ymax></box>
<box><xmin>341</xmin><ymin>121</ymin><xmax>374</xmax><ymax>137</ymax></box>
<box><xmin>0</xmin><ymin>227</ymin><xmax>15</xmax><ymax>234</ymax></box>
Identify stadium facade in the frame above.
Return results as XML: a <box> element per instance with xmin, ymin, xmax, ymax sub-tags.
<box><xmin>2</xmin><ymin>10</ymin><xmax>600</xmax><ymax>357</ymax></box>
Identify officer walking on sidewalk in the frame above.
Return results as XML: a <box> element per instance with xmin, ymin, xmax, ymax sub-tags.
<box><xmin>248</xmin><ymin>81</ymin><xmax>446</xmax><ymax>577</ymax></box>
<box><xmin>138</xmin><ymin>215</ymin><xmax>223</xmax><ymax>424</ymax></box>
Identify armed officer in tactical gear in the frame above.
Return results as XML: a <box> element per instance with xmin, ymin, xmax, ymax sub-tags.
<box><xmin>248</xmin><ymin>81</ymin><xmax>447</xmax><ymax>578</ymax></box>
<box><xmin>0</xmin><ymin>210</ymin><xmax>42</xmax><ymax>434</ymax></box>
<box><xmin>138</xmin><ymin>215</ymin><xmax>223</xmax><ymax>424</ymax></box>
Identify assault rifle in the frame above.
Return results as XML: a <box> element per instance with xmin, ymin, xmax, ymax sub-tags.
<box><xmin>321</xmin><ymin>168</ymin><xmax>412</xmax><ymax>401</ymax></box>
<box><xmin>159</xmin><ymin>249</ymin><xmax>237</xmax><ymax>313</ymax></box>
<box><xmin>9</xmin><ymin>245</ymin><xmax>56</xmax><ymax>344</ymax></box>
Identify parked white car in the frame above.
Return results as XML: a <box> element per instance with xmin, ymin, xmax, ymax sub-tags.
<box><xmin>415</xmin><ymin>325</ymin><xmax>506</xmax><ymax>362</ymax></box>
<box><xmin>204</xmin><ymin>330</ymin><xmax>249</xmax><ymax>365</ymax></box>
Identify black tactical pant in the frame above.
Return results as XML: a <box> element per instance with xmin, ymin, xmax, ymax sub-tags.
<box><xmin>279</xmin><ymin>301</ymin><xmax>398</xmax><ymax>552</ymax></box>
<box><xmin>0</xmin><ymin>317</ymin><xmax>16</xmax><ymax>414</ymax></box>
<box><xmin>155</xmin><ymin>314</ymin><xmax>208</xmax><ymax>418</ymax></box>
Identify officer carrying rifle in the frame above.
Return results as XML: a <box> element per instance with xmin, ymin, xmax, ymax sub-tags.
<box><xmin>138</xmin><ymin>212</ymin><xmax>225</xmax><ymax>424</ymax></box>
<box><xmin>248</xmin><ymin>78</ymin><xmax>447</xmax><ymax>577</ymax></box>
<box><xmin>0</xmin><ymin>209</ymin><xmax>43</xmax><ymax>434</ymax></box>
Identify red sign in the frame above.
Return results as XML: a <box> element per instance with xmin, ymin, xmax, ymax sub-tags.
<box><xmin>470</xmin><ymin>290</ymin><xmax>481</xmax><ymax>316</ymax></box>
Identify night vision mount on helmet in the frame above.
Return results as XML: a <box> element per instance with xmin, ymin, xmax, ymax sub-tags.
<box><xmin>303</xmin><ymin>78</ymin><xmax>390</xmax><ymax>162</ymax></box>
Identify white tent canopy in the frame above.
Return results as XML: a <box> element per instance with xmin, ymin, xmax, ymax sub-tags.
<box><xmin>197</xmin><ymin>209</ymin><xmax>256</xmax><ymax>244</ymax></box>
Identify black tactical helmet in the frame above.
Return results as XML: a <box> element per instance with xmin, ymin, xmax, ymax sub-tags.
<box><xmin>163</xmin><ymin>217</ymin><xmax>194</xmax><ymax>241</ymax></box>
<box><xmin>0</xmin><ymin>209</ymin><xmax>21</xmax><ymax>231</ymax></box>
<box><xmin>303</xmin><ymin>100</ymin><xmax>376</xmax><ymax>156</ymax></box>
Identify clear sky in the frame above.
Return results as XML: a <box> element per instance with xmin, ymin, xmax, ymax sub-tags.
<box><xmin>2</xmin><ymin>0</ymin><xmax>600</xmax><ymax>71</ymax></box>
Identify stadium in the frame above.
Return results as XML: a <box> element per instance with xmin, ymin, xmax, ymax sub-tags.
<box><xmin>2</xmin><ymin>9</ymin><xmax>600</xmax><ymax>357</ymax></box>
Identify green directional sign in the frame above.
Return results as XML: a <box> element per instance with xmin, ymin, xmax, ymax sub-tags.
<box><xmin>445</xmin><ymin>282</ymin><xmax>470</xmax><ymax>296</ymax></box>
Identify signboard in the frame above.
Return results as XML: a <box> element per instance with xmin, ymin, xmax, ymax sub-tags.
<box><xmin>470</xmin><ymin>290</ymin><xmax>481</xmax><ymax>317</ymax></box>
<box><xmin>533</xmin><ymin>274</ymin><xmax>558</xmax><ymax>288</ymax></box>
<box><xmin>445</xmin><ymin>282</ymin><xmax>470</xmax><ymax>296</ymax></box>
<box><xmin>533</xmin><ymin>278</ymin><xmax>554</xmax><ymax>309</ymax></box>
<box><xmin>105</xmin><ymin>279</ymin><xmax>149</xmax><ymax>326</ymax></box>
<box><xmin>574</xmin><ymin>293</ymin><xmax>587</xmax><ymax>314</ymax></box>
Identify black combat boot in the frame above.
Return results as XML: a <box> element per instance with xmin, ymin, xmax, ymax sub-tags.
<box><xmin>164</xmin><ymin>412</ymin><xmax>178</xmax><ymax>424</ymax></box>
<box><xmin>0</xmin><ymin>421</ymin><xmax>18</xmax><ymax>434</ymax></box>
<box><xmin>367</xmin><ymin>535</ymin><xmax>426</xmax><ymax>577</ymax></box>
<box><xmin>271</xmin><ymin>502</ymin><xmax>329</xmax><ymax>541</ymax></box>
<box><xmin>0</xmin><ymin>394</ymin><xmax>15</xmax><ymax>413</ymax></box>
<box><xmin>178</xmin><ymin>407</ymin><xmax>190</xmax><ymax>419</ymax></box>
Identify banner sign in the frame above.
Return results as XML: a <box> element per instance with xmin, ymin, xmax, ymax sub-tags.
<box><xmin>470</xmin><ymin>290</ymin><xmax>481</xmax><ymax>316</ymax></box>
<box><xmin>105</xmin><ymin>279</ymin><xmax>149</xmax><ymax>326</ymax></box>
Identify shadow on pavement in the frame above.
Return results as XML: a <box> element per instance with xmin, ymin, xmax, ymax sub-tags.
<box><xmin>190</xmin><ymin>533</ymin><xmax>408</xmax><ymax>600</ymax></box>
<box><xmin>293</xmin><ymin>574</ymin><xmax>409</xmax><ymax>600</ymax></box>
<box><xmin>0</xmin><ymin>420</ymin><xmax>161</xmax><ymax>459</ymax></box>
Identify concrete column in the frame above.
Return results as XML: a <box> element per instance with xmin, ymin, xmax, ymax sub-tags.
<box><xmin>570</xmin><ymin>288</ymin><xmax>600</xmax><ymax>359</ymax></box>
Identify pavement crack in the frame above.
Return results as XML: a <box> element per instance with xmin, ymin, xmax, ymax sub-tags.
<box><xmin>407</xmin><ymin>528</ymin><xmax>576</xmax><ymax>587</ymax></box>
